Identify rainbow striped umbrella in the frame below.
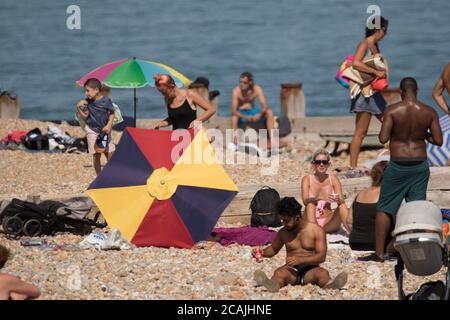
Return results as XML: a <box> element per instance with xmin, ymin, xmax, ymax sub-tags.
<box><xmin>76</xmin><ymin>58</ymin><xmax>192</xmax><ymax>127</ymax></box>
<box><xmin>86</xmin><ymin>128</ymin><xmax>239</xmax><ymax>248</ymax></box>
<box><xmin>427</xmin><ymin>115</ymin><xmax>450</xmax><ymax>166</ymax></box>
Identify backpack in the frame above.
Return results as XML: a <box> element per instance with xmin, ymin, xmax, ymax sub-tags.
<box><xmin>250</xmin><ymin>186</ymin><xmax>282</xmax><ymax>228</ymax></box>
<box><xmin>276</xmin><ymin>116</ymin><xmax>292</xmax><ymax>138</ymax></box>
<box><xmin>406</xmin><ymin>281</ymin><xmax>446</xmax><ymax>300</ymax></box>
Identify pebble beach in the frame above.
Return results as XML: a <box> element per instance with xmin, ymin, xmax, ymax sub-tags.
<box><xmin>0</xmin><ymin>119</ymin><xmax>447</xmax><ymax>300</ymax></box>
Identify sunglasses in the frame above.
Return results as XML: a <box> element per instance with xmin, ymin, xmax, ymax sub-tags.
<box><xmin>313</xmin><ymin>160</ymin><xmax>330</xmax><ymax>165</ymax></box>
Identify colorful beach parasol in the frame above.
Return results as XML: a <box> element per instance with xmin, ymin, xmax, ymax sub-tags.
<box><xmin>76</xmin><ymin>58</ymin><xmax>192</xmax><ymax>127</ymax></box>
<box><xmin>86</xmin><ymin>128</ymin><xmax>238</xmax><ymax>248</ymax></box>
<box><xmin>427</xmin><ymin>115</ymin><xmax>450</xmax><ymax>166</ymax></box>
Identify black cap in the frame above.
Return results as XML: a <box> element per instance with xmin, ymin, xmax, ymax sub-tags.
<box><xmin>192</xmin><ymin>76</ymin><xmax>210</xmax><ymax>89</ymax></box>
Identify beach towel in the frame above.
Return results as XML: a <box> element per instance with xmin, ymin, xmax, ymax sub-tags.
<box><xmin>211</xmin><ymin>226</ymin><xmax>277</xmax><ymax>247</ymax></box>
<box><xmin>1</xmin><ymin>130</ymin><xmax>27</xmax><ymax>144</ymax></box>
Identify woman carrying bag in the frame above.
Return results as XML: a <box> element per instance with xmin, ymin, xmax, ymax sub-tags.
<box><xmin>344</xmin><ymin>16</ymin><xmax>389</xmax><ymax>170</ymax></box>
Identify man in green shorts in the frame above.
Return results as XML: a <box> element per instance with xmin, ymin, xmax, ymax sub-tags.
<box><xmin>359</xmin><ymin>77</ymin><xmax>443</xmax><ymax>262</ymax></box>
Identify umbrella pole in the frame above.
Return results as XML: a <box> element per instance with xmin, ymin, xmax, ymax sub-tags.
<box><xmin>134</xmin><ymin>88</ymin><xmax>137</xmax><ymax>128</ymax></box>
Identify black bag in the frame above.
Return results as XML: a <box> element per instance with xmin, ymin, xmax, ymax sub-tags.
<box><xmin>406</xmin><ymin>281</ymin><xmax>446</xmax><ymax>300</ymax></box>
<box><xmin>276</xmin><ymin>116</ymin><xmax>291</xmax><ymax>138</ymax></box>
<box><xmin>250</xmin><ymin>186</ymin><xmax>282</xmax><ymax>227</ymax></box>
<box><xmin>23</xmin><ymin>128</ymin><xmax>49</xmax><ymax>150</ymax></box>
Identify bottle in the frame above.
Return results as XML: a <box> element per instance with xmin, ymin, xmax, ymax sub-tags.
<box><xmin>253</xmin><ymin>247</ymin><xmax>263</xmax><ymax>263</ymax></box>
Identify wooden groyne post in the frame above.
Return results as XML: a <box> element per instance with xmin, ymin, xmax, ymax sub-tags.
<box><xmin>280</xmin><ymin>83</ymin><xmax>305</xmax><ymax>123</ymax></box>
<box><xmin>0</xmin><ymin>91</ymin><xmax>20</xmax><ymax>119</ymax></box>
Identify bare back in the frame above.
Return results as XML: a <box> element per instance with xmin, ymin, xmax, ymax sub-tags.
<box><xmin>380</xmin><ymin>98</ymin><xmax>442</xmax><ymax>160</ymax></box>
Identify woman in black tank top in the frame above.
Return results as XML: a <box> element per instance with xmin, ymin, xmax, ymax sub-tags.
<box><xmin>152</xmin><ymin>74</ymin><xmax>216</xmax><ymax>130</ymax></box>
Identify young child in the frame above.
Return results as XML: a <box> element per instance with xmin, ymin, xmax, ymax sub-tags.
<box><xmin>252</xmin><ymin>197</ymin><xmax>348</xmax><ymax>292</ymax></box>
<box><xmin>76</xmin><ymin>78</ymin><xmax>115</xmax><ymax>175</ymax></box>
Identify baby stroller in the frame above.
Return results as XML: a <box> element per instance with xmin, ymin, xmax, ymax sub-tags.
<box><xmin>393</xmin><ymin>201</ymin><xmax>450</xmax><ymax>300</ymax></box>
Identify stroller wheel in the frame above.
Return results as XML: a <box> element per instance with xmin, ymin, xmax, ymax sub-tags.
<box><xmin>23</xmin><ymin>219</ymin><xmax>43</xmax><ymax>237</ymax></box>
<box><xmin>2</xmin><ymin>217</ymin><xmax>23</xmax><ymax>236</ymax></box>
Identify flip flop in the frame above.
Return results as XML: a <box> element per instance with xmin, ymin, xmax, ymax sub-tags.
<box><xmin>357</xmin><ymin>253</ymin><xmax>384</xmax><ymax>262</ymax></box>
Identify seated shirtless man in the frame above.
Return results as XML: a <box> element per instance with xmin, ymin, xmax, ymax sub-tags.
<box><xmin>231</xmin><ymin>72</ymin><xmax>275</xmax><ymax>148</ymax></box>
<box><xmin>0</xmin><ymin>245</ymin><xmax>42</xmax><ymax>300</ymax></box>
<box><xmin>252</xmin><ymin>197</ymin><xmax>348</xmax><ymax>292</ymax></box>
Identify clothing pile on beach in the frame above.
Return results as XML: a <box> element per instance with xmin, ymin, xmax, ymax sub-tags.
<box><xmin>0</xmin><ymin>126</ymin><xmax>88</xmax><ymax>153</ymax></box>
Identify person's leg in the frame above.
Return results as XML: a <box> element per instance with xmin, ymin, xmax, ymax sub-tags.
<box><xmin>305</xmin><ymin>203</ymin><xmax>318</xmax><ymax>225</ymax></box>
<box><xmin>303</xmin><ymin>267</ymin><xmax>331</xmax><ymax>287</ymax></box>
<box><xmin>322</xmin><ymin>209</ymin><xmax>342</xmax><ymax>234</ymax></box>
<box><xmin>254</xmin><ymin>266</ymin><xmax>297</xmax><ymax>292</ymax></box>
<box><xmin>104</xmin><ymin>151</ymin><xmax>113</xmax><ymax>161</ymax></box>
<box><xmin>263</xmin><ymin>109</ymin><xmax>275</xmax><ymax>148</ymax></box>
<box><xmin>405</xmin><ymin>162</ymin><xmax>430</xmax><ymax>202</ymax></box>
<box><xmin>323</xmin><ymin>205</ymin><xmax>351</xmax><ymax>234</ymax></box>
<box><xmin>232</xmin><ymin>116</ymin><xmax>240</xmax><ymax>145</ymax></box>
<box><xmin>374</xmin><ymin>113</ymin><xmax>384</xmax><ymax>123</ymax></box>
<box><xmin>349</xmin><ymin>112</ymin><xmax>372</xmax><ymax>168</ymax></box>
<box><xmin>93</xmin><ymin>153</ymin><xmax>102</xmax><ymax>175</ymax></box>
<box><xmin>359</xmin><ymin>161</ymin><xmax>406</xmax><ymax>261</ymax></box>
<box><xmin>375</xmin><ymin>211</ymin><xmax>391</xmax><ymax>259</ymax></box>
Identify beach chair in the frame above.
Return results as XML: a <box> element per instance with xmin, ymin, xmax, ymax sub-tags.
<box><xmin>393</xmin><ymin>201</ymin><xmax>450</xmax><ymax>300</ymax></box>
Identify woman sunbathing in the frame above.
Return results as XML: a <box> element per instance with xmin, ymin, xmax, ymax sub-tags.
<box><xmin>301</xmin><ymin>149</ymin><xmax>351</xmax><ymax>233</ymax></box>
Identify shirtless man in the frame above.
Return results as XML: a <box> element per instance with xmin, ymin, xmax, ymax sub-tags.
<box><xmin>252</xmin><ymin>197</ymin><xmax>348</xmax><ymax>292</ymax></box>
<box><xmin>359</xmin><ymin>77</ymin><xmax>443</xmax><ymax>262</ymax></box>
<box><xmin>0</xmin><ymin>245</ymin><xmax>41</xmax><ymax>300</ymax></box>
<box><xmin>432</xmin><ymin>62</ymin><xmax>450</xmax><ymax>115</ymax></box>
<box><xmin>231</xmin><ymin>72</ymin><xmax>275</xmax><ymax>147</ymax></box>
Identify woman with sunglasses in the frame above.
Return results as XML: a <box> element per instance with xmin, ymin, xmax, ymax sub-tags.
<box><xmin>349</xmin><ymin>16</ymin><xmax>389</xmax><ymax>169</ymax></box>
<box><xmin>301</xmin><ymin>149</ymin><xmax>351</xmax><ymax>233</ymax></box>
<box><xmin>151</xmin><ymin>74</ymin><xmax>216</xmax><ymax>130</ymax></box>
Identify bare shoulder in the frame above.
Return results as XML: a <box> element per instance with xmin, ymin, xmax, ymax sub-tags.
<box><xmin>231</xmin><ymin>86</ymin><xmax>240</xmax><ymax>95</ymax></box>
<box><xmin>419</xmin><ymin>101</ymin><xmax>439</xmax><ymax>115</ymax></box>
<box><xmin>329</xmin><ymin>173</ymin><xmax>341</xmax><ymax>184</ymax></box>
<box><xmin>301</xmin><ymin>175</ymin><xmax>309</xmax><ymax>184</ymax></box>
<box><xmin>385</xmin><ymin>101</ymin><xmax>403</xmax><ymax>112</ymax></box>
<box><xmin>254</xmin><ymin>84</ymin><xmax>264</xmax><ymax>94</ymax></box>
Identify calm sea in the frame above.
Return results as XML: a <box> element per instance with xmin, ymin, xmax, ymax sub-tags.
<box><xmin>0</xmin><ymin>0</ymin><xmax>449</xmax><ymax>120</ymax></box>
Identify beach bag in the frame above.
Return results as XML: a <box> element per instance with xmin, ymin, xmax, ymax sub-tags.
<box><xmin>276</xmin><ymin>116</ymin><xmax>291</xmax><ymax>138</ymax></box>
<box><xmin>250</xmin><ymin>186</ymin><xmax>282</xmax><ymax>228</ymax></box>
<box><xmin>23</xmin><ymin>128</ymin><xmax>49</xmax><ymax>150</ymax></box>
<box><xmin>335</xmin><ymin>55</ymin><xmax>353</xmax><ymax>88</ymax></box>
<box><xmin>406</xmin><ymin>281</ymin><xmax>446</xmax><ymax>300</ymax></box>
<box><xmin>341</xmin><ymin>53</ymin><xmax>387</xmax><ymax>86</ymax></box>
